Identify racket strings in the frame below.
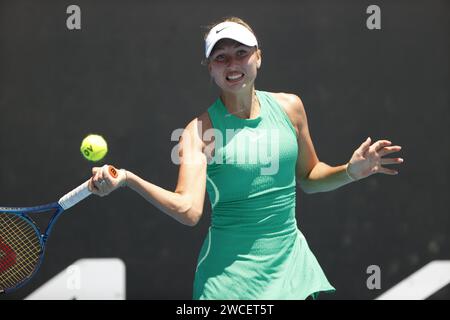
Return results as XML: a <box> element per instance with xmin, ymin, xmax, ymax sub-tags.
<box><xmin>2</xmin><ymin>217</ymin><xmax>40</xmax><ymax>277</ymax></box>
<box><xmin>0</xmin><ymin>214</ymin><xmax>42</xmax><ymax>291</ymax></box>
<box><xmin>0</xmin><ymin>222</ymin><xmax>37</xmax><ymax>287</ymax></box>
<box><xmin>1</xmin><ymin>216</ymin><xmax>40</xmax><ymax>278</ymax></box>
<box><xmin>0</xmin><ymin>217</ymin><xmax>40</xmax><ymax>289</ymax></box>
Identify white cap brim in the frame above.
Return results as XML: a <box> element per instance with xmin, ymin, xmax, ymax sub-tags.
<box><xmin>205</xmin><ymin>21</ymin><xmax>258</xmax><ymax>58</ymax></box>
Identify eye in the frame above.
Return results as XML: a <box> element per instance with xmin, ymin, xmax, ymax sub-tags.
<box><xmin>237</xmin><ymin>49</ymin><xmax>248</xmax><ymax>56</ymax></box>
<box><xmin>214</xmin><ymin>54</ymin><xmax>225</xmax><ymax>62</ymax></box>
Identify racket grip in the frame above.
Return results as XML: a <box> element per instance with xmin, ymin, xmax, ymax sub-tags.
<box><xmin>58</xmin><ymin>180</ymin><xmax>91</xmax><ymax>210</ymax></box>
<box><xmin>58</xmin><ymin>165</ymin><xmax>119</xmax><ymax>210</ymax></box>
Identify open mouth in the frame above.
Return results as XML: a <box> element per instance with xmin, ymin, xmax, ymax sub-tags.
<box><xmin>226</xmin><ymin>72</ymin><xmax>244</xmax><ymax>82</ymax></box>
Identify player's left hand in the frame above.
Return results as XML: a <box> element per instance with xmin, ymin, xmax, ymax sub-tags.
<box><xmin>347</xmin><ymin>137</ymin><xmax>404</xmax><ymax>181</ymax></box>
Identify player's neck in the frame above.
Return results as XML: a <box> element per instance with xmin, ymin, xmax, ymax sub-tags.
<box><xmin>220</xmin><ymin>87</ymin><xmax>259</xmax><ymax>119</ymax></box>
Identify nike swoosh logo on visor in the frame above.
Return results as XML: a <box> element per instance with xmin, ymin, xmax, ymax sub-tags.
<box><xmin>216</xmin><ymin>27</ymin><xmax>229</xmax><ymax>34</ymax></box>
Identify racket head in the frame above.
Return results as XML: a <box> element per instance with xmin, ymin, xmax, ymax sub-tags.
<box><xmin>0</xmin><ymin>212</ymin><xmax>44</xmax><ymax>294</ymax></box>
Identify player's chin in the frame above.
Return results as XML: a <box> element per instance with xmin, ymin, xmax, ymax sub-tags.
<box><xmin>220</xmin><ymin>79</ymin><xmax>251</xmax><ymax>92</ymax></box>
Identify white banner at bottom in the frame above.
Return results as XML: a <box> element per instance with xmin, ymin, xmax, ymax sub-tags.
<box><xmin>26</xmin><ymin>258</ymin><xmax>126</xmax><ymax>300</ymax></box>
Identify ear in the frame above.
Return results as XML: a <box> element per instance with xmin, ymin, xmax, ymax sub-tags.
<box><xmin>256</xmin><ymin>49</ymin><xmax>262</xmax><ymax>69</ymax></box>
<box><xmin>207</xmin><ymin>63</ymin><xmax>215</xmax><ymax>83</ymax></box>
<box><xmin>208</xmin><ymin>62</ymin><xmax>212</xmax><ymax>74</ymax></box>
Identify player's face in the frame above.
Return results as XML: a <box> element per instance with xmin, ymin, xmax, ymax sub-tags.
<box><xmin>208</xmin><ymin>39</ymin><xmax>261</xmax><ymax>93</ymax></box>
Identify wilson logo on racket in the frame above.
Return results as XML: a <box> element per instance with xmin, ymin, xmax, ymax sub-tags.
<box><xmin>0</xmin><ymin>237</ymin><xmax>16</xmax><ymax>275</ymax></box>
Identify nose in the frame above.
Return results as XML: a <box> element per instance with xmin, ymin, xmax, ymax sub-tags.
<box><xmin>225</xmin><ymin>55</ymin><xmax>239</xmax><ymax>68</ymax></box>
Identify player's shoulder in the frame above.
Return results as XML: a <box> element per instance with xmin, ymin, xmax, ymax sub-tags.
<box><xmin>267</xmin><ymin>91</ymin><xmax>306</xmax><ymax>131</ymax></box>
<box><xmin>197</xmin><ymin>111</ymin><xmax>213</xmax><ymax>132</ymax></box>
<box><xmin>184</xmin><ymin>109</ymin><xmax>211</xmax><ymax>130</ymax></box>
<box><xmin>268</xmin><ymin>91</ymin><xmax>305</xmax><ymax>113</ymax></box>
<box><xmin>182</xmin><ymin>111</ymin><xmax>212</xmax><ymax>149</ymax></box>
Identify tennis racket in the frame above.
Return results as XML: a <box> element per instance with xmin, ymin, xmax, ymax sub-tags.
<box><xmin>0</xmin><ymin>165</ymin><xmax>118</xmax><ymax>294</ymax></box>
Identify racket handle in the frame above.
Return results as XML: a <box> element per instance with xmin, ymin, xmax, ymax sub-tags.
<box><xmin>58</xmin><ymin>180</ymin><xmax>91</xmax><ymax>210</ymax></box>
<box><xmin>58</xmin><ymin>165</ymin><xmax>119</xmax><ymax>210</ymax></box>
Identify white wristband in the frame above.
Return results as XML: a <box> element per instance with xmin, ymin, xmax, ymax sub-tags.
<box><xmin>346</xmin><ymin>164</ymin><xmax>357</xmax><ymax>181</ymax></box>
<box><xmin>120</xmin><ymin>169</ymin><xmax>128</xmax><ymax>188</ymax></box>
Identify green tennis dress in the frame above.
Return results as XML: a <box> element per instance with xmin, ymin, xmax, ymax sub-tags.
<box><xmin>193</xmin><ymin>90</ymin><xmax>335</xmax><ymax>300</ymax></box>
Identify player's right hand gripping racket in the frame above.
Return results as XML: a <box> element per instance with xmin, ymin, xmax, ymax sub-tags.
<box><xmin>0</xmin><ymin>165</ymin><xmax>118</xmax><ymax>294</ymax></box>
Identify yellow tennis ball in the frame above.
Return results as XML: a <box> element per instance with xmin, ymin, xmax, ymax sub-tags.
<box><xmin>80</xmin><ymin>134</ymin><xmax>108</xmax><ymax>162</ymax></box>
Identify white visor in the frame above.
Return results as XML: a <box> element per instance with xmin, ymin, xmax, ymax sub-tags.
<box><xmin>205</xmin><ymin>21</ymin><xmax>258</xmax><ymax>58</ymax></box>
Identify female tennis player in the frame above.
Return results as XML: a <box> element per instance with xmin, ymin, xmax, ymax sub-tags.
<box><xmin>89</xmin><ymin>17</ymin><xmax>404</xmax><ymax>299</ymax></box>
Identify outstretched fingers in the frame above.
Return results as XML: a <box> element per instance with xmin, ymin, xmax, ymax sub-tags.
<box><xmin>378</xmin><ymin>166</ymin><xmax>399</xmax><ymax>175</ymax></box>
<box><xmin>380</xmin><ymin>157</ymin><xmax>404</xmax><ymax>165</ymax></box>
<box><xmin>377</xmin><ymin>141</ymin><xmax>403</xmax><ymax>175</ymax></box>
<box><xmin>372</xmin><ymin>140</ymin><xmax>392</xmax><ymax>152</ymax></box>
<box><xmin>359</xmin><ymin>137</ymin><xmax>372</xmax><ymax>154</ymax></box>
<box><xmin>378</xmin><ymin>145</ymin><xmax>402</xmax><ymax>157</ymax></box>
